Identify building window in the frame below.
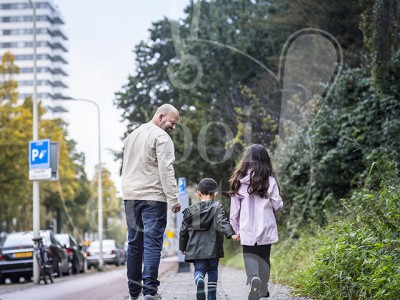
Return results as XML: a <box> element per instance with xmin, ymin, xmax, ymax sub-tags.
<box><xmin>0</xmin><ymin>2</ymin><xmax>54</xmax><ymax>11</ymax></box>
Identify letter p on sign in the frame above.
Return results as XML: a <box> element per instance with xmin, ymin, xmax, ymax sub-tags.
<box><xmin>32</xmin><ymin>149</ymin><xmax>39</xmax><ymax>162</ymax></box>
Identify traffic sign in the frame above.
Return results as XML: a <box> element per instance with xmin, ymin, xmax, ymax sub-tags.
<box><xmin>29</xmin><ymin>139</ymin><xmax>50</xmax><ymax>169</ymax></box>
<box><xmin>178</xmin><ymin>177</ymin><xmax>186</xmax><ymax>195</ymax></box>
<box><xmin>29</xmin><ymin>168</ymin><xmax>52</xmax><ymax>180</ymax></box>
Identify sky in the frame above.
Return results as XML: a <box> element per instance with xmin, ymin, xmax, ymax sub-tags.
<box><xmin>53</xmin><ymin>0</ymin><xmax>190</xmax><ymax>195</ymax></box>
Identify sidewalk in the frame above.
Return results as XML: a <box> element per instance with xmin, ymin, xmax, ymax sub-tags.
<box><xmin>156</xmin><ymin>257</ymin><xmax>310</xmax><ymax>300</ymax></box>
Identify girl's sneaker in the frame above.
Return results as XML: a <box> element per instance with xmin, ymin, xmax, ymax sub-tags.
<box><xmin>259</xmin><ymin>291</ymin><xmax>270</xmax><ymax>299</ymax></box>
<box><xmin>248</xmin><ymin>277</ymin><xmax>261</xmax><ymax>300</ymax></box>
<box><xmin>259</xmin><ymin>287</ymin><xmax>270</xmax><ymax>298</ymax></box>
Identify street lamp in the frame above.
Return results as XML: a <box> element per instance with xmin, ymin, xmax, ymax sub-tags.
<box><xmin>63</xmin><ymin>97</ymin><xmax>104</xmax><ymax>270</ymax></box>
<box><xmin>28</xmin><ymin>0</ymin><xmax>40</xmax><ymax>284</ymax></box>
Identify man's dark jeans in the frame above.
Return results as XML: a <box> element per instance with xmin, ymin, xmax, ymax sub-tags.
<box><xmin>125</xmin><ymin>200</ymin><xmax>167</xmax><ymax>298</ymax></box>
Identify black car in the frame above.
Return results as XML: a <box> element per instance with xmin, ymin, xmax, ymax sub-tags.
<box><xmin>0</xmin><ymin>231</ymin><xmax>71</xmax><ymax>283</ymax></box>
<box><xmin>41</xmin><ymin>230</ymin><xmax>71</xmax><ymax>277</ymax></box>
<box><xmin>55</xmin><ymin>233</ymin><xmax>86</xmax><ymax>274</ymax></box>
<box><xmin>0</xmin><ymin>232</ymin><xmax>34</xmax><ymax>283</ymax></box>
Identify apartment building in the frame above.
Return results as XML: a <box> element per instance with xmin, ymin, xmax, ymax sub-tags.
<box><xmin>0</xmin><ymin>0</ymin><xmax>68</xmax><ymax>110</ymax></box>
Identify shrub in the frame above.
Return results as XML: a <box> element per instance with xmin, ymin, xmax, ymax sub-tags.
<box><xmin>298</xmin><ymin>182</ymin><xmax>400</xmax><ymax>299</ymax></box>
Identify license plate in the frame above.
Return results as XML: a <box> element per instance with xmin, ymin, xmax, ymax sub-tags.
<box><xmin>13</xmin><ymin>252</ymin><xmax>33</xmax><ymax>258</ymax></box>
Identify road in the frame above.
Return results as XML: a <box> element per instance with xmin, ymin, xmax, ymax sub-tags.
<box><xmin>0</xmin><ymin>257</ymin><xmax>177</xmax><ymax>300</ymax></box>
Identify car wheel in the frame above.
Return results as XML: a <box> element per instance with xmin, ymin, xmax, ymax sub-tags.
<box><xmin>81</xmin><ymin>259</ymin><xmax>87</xmax><ymax>273</ymax></box>
<box><xmin>56</xmin><ymin>261</ymin><xmax>63</xmax><ymax>277</ymax></box>
<box><xmin>73</xmin><ymin>258</ymin><xmax>79</xmax><ymax>274</ymax></box>
<box><xmin>64</xmin><ymin>261</ymin><xmax>72</xmax><ymax>276</ymax></box>
<box><xmin>10</xmin><ymin>276</ymin><xmax>20</xmax><ymax>283</ymax></box>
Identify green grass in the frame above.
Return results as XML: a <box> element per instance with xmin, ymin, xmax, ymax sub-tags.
<box><xmin>220</xmin><ymin>240</ymin><xmax>244</xmax><ymax>269</ymax></box>
<box><xmin>270</xmin><ymin>229</ymin><xmax>323</xmax><ymax>286</ymax></box>
<box><xmin>220</xmin><ymin>229</ymin><xmax>322</xmax><ymax>287</ymax></box>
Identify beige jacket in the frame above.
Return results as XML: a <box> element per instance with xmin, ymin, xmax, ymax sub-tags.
<box><xmin>121</xmin><ymin>122</ymin><xmax>178</xmax><ymax>206</ymax></box>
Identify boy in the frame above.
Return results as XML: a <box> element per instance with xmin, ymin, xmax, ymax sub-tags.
<box><xmin>179</xmin><ymin>178</ymin><xmax>238</xmax><ymax>300</ymax></box>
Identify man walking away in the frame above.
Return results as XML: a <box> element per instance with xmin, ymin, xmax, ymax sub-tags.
<box><xmin>122</xmin><ymin>104</ymin><xmax>181</xmax><ymax>300</ymax></box>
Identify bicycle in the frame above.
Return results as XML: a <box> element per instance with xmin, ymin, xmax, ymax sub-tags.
<box><xmin>32</xmin><ymin>236</ymin><xmax>54</xmax><ymax>284</ymax></box>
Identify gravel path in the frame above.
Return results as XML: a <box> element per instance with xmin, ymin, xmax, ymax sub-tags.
<box><xmin>156</xmin><ymin>261</ymin><xmax>311</xmax><ymax>299</ymax></box>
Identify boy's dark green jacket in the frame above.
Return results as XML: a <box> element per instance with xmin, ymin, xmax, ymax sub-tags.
<box><xmin>179</xmin><ymin>200</ymin><xmax>235</xmax><ymax>262</ymax></box>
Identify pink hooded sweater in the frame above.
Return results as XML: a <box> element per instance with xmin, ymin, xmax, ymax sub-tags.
<box><xmin>230</xmin><ymin>175</ymin><xmax>283</xmax><ymax>246</ymax></box>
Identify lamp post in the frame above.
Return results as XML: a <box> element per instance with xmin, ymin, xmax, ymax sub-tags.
<box><xmin>63</xmin><ymin>97</ymin><xmax>104</xmax><ymax>269</ymax></box>
<box><xmin>28</xmin><ymin>0</ymin><xmax>40</xmax><ymax>284</ymax></box>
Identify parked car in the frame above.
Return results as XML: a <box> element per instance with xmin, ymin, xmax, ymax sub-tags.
<box><xmin>0</xmin><ymin>230</ymin><xmax>71</xmax><ymax>283</ymax></box>
<box><xmin>86</xmin><ymin>239</ymin><xmax>126</xmax><ymax>269</ymax></box>
<box><xmin>124</xmin><ymin>232</ymin><xmax>128</xmax><ymax>258</ymax></box>
<box><xmin>0</xmin><ymin>232</ymin><xmax>34</xmax><ymax>283</ymax></box>
<box><xmin>55</xmin><ymin>233</ymin><xmax>86</xmax><ymax>274</ymax></box>
<box><xmin>0</xmin><ymin>232</ymin><xmax>6</xmax><ymax>244</ymax></box>
<box><xmin>41</xmin><ymin>230</ymin><xmax>71</xmax><ymax>277</ymax></box>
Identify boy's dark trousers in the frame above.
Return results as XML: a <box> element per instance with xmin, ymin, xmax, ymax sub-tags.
<box><xmin>242</xmin><ymin>244</ymin><xmax>271</xmax><ymax>298</ymax></box>
<box><xmin>193</xmin><ymin>258</ymin><xmax>219</xmax><ymax>300</ymax></box>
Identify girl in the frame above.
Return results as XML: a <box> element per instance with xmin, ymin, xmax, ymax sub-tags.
<box><xmin>229</xmin><ymin>144</ymin><xmax>283</xmax><ymax>300</ymax></box>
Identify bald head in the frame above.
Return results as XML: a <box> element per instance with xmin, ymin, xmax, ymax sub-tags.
<box><xmin>155</xmin><ymin>104</ymin><xmax>179</xmax><ymax>116</ymax></box>
<box><xmin>152</xmin><ymin>104</ymin><xmax>180</xmax><ymax>133</ymax></box>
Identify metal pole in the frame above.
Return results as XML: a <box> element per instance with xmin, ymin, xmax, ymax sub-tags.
<box><xmin>66</xmin><ymin>98</ymin><xmax>103</xmax><ymax>269</ymax></box>
<box><xmin>95</xmin><ymin>101</ymin><xmax>103</xmax><ymax>270</ymax></box>
<box><xmin>28</xmin><ymin>0</ymin><xmax>40</xmax><ymax>285</ymax></box>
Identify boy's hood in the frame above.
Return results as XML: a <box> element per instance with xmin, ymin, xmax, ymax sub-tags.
<box><xmin>183</xmin><ymin>201</ymin><xmax>219</xmax><ymax>231</ymax></box>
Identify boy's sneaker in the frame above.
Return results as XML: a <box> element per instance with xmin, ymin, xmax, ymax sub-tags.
<box><xmin>196</xmin><ymin>277</ymin><xmax>206</xmax><ymax>300</ymax></box>
<box><xmin>143</xmin><ymin>294</ymin><xmax>161</xmax><ymax>300</ymax></box>
<box><xmin>248</xmin><ymin>277</ymin><xmax>261</xmax><ymax>300</ymax></box>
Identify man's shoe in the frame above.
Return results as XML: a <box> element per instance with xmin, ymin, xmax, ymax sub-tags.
<box><xmin>196</xmin><ymin>277</ymin><xmax>206</xmax><ymax>300</ymax></box>
<box><xmin>129</xmin><ymin>294</ymin><xmax>141</xmax><ymax>300</ymax></box>
<box><xmin>248</xmin><ymin>277</ymin><xmax>261</xmax><ymax>300</ymax></box>
<box><xmin>143</xmin><ymin>294</ymin><xmax>161</xmax><ymax>300</ymax></box>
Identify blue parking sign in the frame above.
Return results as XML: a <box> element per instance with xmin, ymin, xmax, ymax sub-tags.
<box><xmin>29</xmin><ymin>139</ymin><xmax>50</xmax><ymax>169</ymax></box>
<box><xmin>178</xmin><ymin>177</ymin><xmax>186</xmax><ymax>195</ymax></box>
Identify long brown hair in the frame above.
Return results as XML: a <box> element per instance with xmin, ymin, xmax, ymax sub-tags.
<box><xmin>229</xmin><ymin>144</ymin><xmax>279</xmax><ymax>198</ymax></box>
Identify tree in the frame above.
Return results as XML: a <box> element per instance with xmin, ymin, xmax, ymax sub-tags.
<box><xmin>114</xmin><ymin>0</ymin><xmax>398</xmax><ymax>227</ymax></box>
<box><xmin>88</xmin><ymin>165</ymin><xmax>122</xmax><ymax>241</ymax></box>
<box><xmin>0</xmin><ymin>52</ymin><xmax>31</xmax><ymax>231</ymax></box>
<box><xmin>360</xmin><ymin>0</ymin><xmax>400</xmax><ymax>93</ymax></box>
<box><xmin>278</xmin><ymin>0</ymin><xmax>400</xmax><ymax>226</ymax></box>
<box><xmin>114</xmin><ymin>1</ymin><xmax>282</xmax><ymax>188</ymax></box>
<box><xmin>0</xmin><ymin>52</ymin><xmax>92</xmax><ymax>233</ymax></box>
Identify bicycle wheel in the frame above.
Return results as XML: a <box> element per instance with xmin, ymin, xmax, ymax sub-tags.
<box><xmin>41</xmin><ymin>250</ymin><xmax>54</xmax><ymax>284</ymax></box>
<box><xmin>41</xmin><ymin>268</ymin><xmax>48</xmax><ymax>285</ymax></box>
<box><xmin>35</xmin><ymin>251</ymin><xmax>45</xmax><ymax>284</ymax></box>
<box><xmin>44</xmin><ymin>266</ymin><xmax>54</xmax><ymax>283</ymax></box>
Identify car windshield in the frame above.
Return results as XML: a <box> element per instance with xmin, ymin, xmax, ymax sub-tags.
<box><xmin>2</xmin><ymin>232</ymin><xmax>34</xmax><ymax>248</ymax></box>
<box><xmin>56</xmin><ymin>234</ymin><xmax>69</xmax><ymax>246</ymax></box>
<box><xmin>39</xmin><ymin>231</ymin><xmax>51</xmax><ymax>247</ymax></box>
